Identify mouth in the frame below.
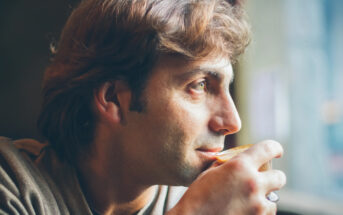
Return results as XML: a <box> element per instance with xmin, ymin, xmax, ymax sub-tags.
<box><xmin>196</xmin><ymin>147</ymin><xmax>223</xmax><ymax>160</ymax></box>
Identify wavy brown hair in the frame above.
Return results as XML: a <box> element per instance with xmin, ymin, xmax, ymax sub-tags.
<box><xmin>37</xmin><ymin>0</ymin><xmax>250</xmax><ymax>164</ymax></box>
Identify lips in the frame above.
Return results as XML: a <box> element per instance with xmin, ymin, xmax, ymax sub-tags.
<box><xmin>196</xmin><ymin>147</ymin><xmax>223</xmax><ymax>160</ymax></box>
<box><xmin>196</xmin><ymin>147</ymin><xmax>223</xmax><ymax>153</ymax></box>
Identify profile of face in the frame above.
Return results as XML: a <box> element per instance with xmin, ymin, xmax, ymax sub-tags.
<box><xmin>120</xmin><ymin>55</ymin><xmax>241</xmax><ymax>186</ymax></box>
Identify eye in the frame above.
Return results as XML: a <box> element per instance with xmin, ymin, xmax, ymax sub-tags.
<box><xmin>189</xmin><ymin>80</ymin><xmax>207</xmax><ymax>92</ymax></box>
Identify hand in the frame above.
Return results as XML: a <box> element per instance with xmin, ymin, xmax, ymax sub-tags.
<box><xmin>167</xmin><ymin>140</ymin><xmax>286</xmax><ymax>215</ymax></box>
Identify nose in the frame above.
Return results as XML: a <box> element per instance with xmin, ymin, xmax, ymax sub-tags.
<box><xmin>208</xmin><ymin>94</ymin><xmax>241</xmax><ymax>136</ymax></box>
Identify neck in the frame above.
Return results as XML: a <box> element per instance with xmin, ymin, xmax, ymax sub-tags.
<box><xmin>76</xmin><ymin>138</ymin><xmax>157</xmax><ymax>215</ymax></box>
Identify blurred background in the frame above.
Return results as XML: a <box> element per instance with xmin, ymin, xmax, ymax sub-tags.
<box><xmin>0</xmin><ymin>0</ymin><xmax>342</xmax><ymax>214</ymax></box>
<box><xmin>236</xmin><ymin>0</ymin><xmax>343</xmax><ymax>214</ymax></box>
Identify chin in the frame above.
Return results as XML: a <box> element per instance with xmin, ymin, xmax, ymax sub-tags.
<box><xmin>171</xmin><ymin>162</ymin><xmax>208</xmax><ymax>186</ymax></box>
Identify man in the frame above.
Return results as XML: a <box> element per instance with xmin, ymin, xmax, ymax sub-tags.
<box><xmin>0</xmin><ymin>0</ymin><xmax>286</xmax><ymax>214</ymax></box>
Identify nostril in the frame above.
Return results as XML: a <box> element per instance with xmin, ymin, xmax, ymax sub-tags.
<box><xmin>219</xmin><ymin>129</ymin><xmax>230</xmax><ymax>135</ymax></box>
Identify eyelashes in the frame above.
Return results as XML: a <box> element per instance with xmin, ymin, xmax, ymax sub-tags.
<box><xmin>187</xmin><ymin>75</ymin><xmax>232</xmax><ymax>96</ymax></box>
<box><xmin>189</xmin><ymin>79</ymin><xmax>208</xmax><ymax>93</ymax></box>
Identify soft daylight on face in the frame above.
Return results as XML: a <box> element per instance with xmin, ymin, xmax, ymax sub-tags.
<box><xmin>121</xmin><ymin>55</ymin><xmax>242</xmax><ymax>186</ymax></box>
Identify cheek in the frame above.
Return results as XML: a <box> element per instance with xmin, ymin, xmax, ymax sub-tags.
<box><xmin>172</xmin><ymin>99</ymin><xmax>210</xmax><ymax>132</ymax></box>
<box><xmin>152</xmin><ymin>105</ymin><xmax>204</xmax><ymax>163</ymax></box>
<box><xmin>142</xmin><ymin>91</ymin><xmax>211</xmax><ymax>152</ymax></box>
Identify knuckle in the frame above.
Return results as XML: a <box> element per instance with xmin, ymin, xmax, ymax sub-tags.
<box><xmin>244</xmin><ymin>177</ymin><xmax>258</xmax><ymax>195</ymax></box>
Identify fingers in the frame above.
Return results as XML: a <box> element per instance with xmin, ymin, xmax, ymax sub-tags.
<box><xmin>260</xmin><ymin>169</ymin><xmax>287</xmax><ymax>193</ymax></box>
<box><xmin>252</xmin><ymin>170</ymin><xmax>285</xmax><ymax>214</ymax></box>
<box><xmin>243</xmin><ymin>140</ymin><xmax>284</xmax><ymax>170</ymax></box>
<box><xmin>248</xmin><ymin>196</ymin><xmax>277</xmax><ymax>215</ymax></box>
<box><xmin>212</xmin><ymin>140</ymin><xmax>285</xmax><ymax>215</ymax></box>
<box><xmin>265</xmin><ymin>197</ymin><xmax>278</xmax><ymax>215</ymax></box>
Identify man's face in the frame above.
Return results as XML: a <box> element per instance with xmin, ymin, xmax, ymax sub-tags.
<box><xmin>121</xmin><ymin>55</ymin><xmax>241</xmax><ymax>186</ymax></box>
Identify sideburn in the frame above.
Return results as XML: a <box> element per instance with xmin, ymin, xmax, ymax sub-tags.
<box><xmin>129</xmin><ymin>87</ymin><xmax>147</xmax><ymax>113</ymax></box>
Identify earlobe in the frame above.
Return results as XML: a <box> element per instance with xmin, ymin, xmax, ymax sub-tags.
<box><xmin>93</xmin><ymin>81</ymin><xmax>129</xmax><ymax>124</ymax></box>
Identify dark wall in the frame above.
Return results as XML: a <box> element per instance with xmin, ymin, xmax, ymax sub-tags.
<box><xmin>0</xmin><ymin>0</ymin><xmax>79</xmax><ymax>140</ymax></box>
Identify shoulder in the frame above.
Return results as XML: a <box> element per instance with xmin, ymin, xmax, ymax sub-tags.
<box><xmin>0</xmin><ymin>137</ymin><xmax>62</xmax><ymax>214</ymax></box>
<box><xmin>0</xmin><ymin>137</ymin><xmax>44</xmax><ymax>179</ymax></box>
<box><xmin>0</xmin><ymin>136</ymin><xmax>46</xmax><ymax>166</ymax></box>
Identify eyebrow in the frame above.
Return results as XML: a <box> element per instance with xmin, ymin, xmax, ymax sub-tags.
<box><xmin>175</xmin><ymin>67</ymin><xmax>234</xmax><ymax>84</ymax></box>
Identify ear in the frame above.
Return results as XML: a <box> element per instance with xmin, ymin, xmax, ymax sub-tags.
<box><xmin>93</xmin><ymin>81</ymin><xmax>132</xmax><ymax>125</ymax></box>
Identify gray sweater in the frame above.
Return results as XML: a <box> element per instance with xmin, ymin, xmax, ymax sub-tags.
<box><xmin>0</xmin><ymin>137</ymin><xmax>186</xmax><ymax>215</ymax></box>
